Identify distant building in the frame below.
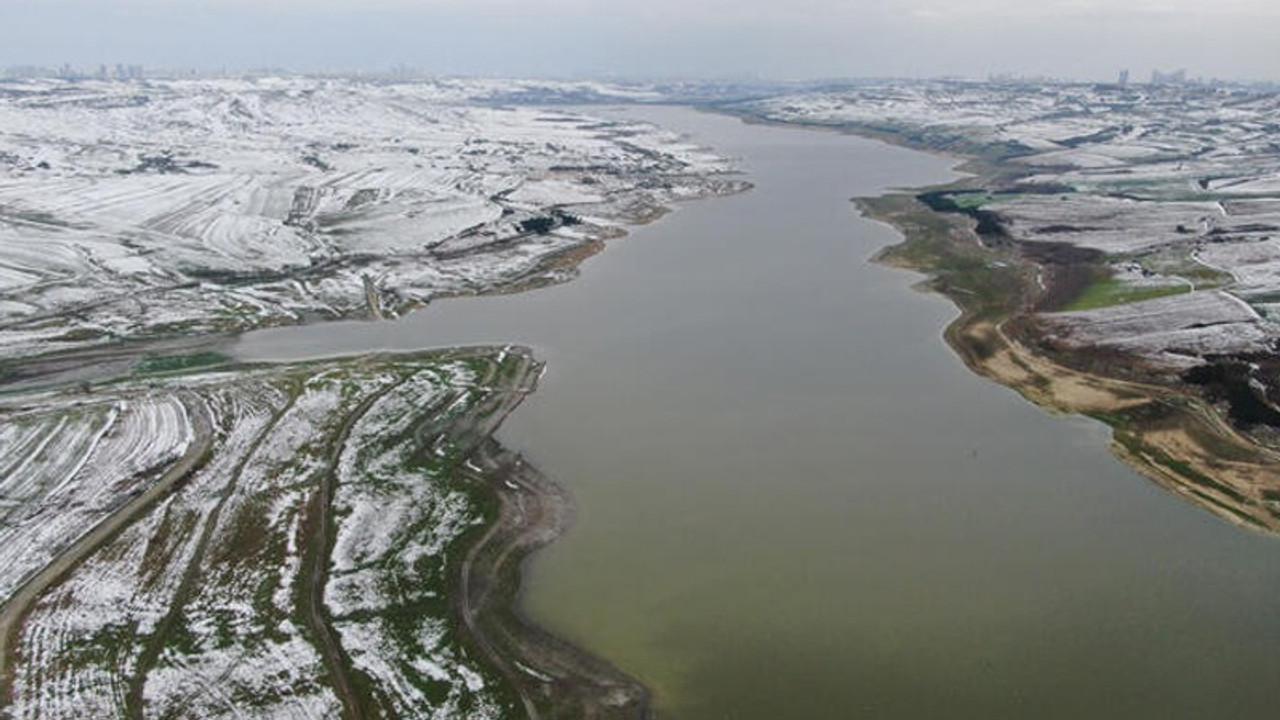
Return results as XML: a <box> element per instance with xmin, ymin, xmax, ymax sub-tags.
<box><xmin>1118</xmin><ymin>69</ymin><xmax>1130</xmax><ymax>87</ymax></box>
<box><xmin>1151</xmin><ymin>68</ymin><xmax>1188</xmax><ymax>85</ymax></box>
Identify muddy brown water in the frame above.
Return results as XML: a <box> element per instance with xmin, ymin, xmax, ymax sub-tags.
<box><xmin>235</xmin><ymin>106</ymin><xmax>1280</xmax><ymax>720</ymax></box>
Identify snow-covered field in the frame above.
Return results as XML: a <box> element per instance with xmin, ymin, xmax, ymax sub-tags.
<box><xmin>327</xmin><ymin>368</ymin><xmax>502</xmax><ymax>719</ymax></box>
<box><xmin>0</xmin><ymin>75</ymin><xmax>753</xmax><ymax>720</ymax></box>
<box><xmin>0</xmin><ymin>393</ymin><xmax>192</xmax><ymax>600</ymax></box>
<box><xmin>739</xmin><ymin>81</ymin><xmax>1280</xmax><ymax>368</ymax></box>
<box><xmin>0</xmin><ymin>77</ymin><xmax>744</xmax><ymax>360</ymax></box>
<box><xmin>1043</xmin><ymin>291</ymin><xmax>1273</xmax><ymax>367</ymax></box>
<box><xmin>2</xmin><ymin>349</ymin><xmax>535</xmax><ymax>719</ymax></box>
<box><xmin>8</xmin><ymin>75</ymin><xmax>1280</xmax><ymax>718</ymax></box>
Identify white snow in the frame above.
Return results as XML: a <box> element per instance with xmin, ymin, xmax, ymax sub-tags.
<box><xmin>0</xmin><ymin>77</ymin><xmax>741</xmax><ymax>360</ymax></box>
<box><xmin>5</xmin><ymin>351</ymin><xmax>522</xmax><ymax>719</ymax></box>
<box><xmin>0</xmin><ymin>394</ymin><xmax>193</xmax><ymax>602</ymax></box>
<box><xmin>1047</xmin><ymin>290</ymin><xmax>1273</xmax><ymax>364</ymax></box>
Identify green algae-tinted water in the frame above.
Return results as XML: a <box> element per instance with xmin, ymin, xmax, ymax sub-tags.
<box><xmin>236</xmin><ymin>107</ymin><xmax>1280</xmax><ymax>719</ymax></box>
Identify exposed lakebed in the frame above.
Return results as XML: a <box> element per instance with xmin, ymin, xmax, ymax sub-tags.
<box><xmin>236</xmin><ymin>107</ymin><xmax>1280</xmax><ymax>720</ymax></box>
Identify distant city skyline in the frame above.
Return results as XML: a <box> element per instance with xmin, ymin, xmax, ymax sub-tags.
<box><xmin>1</xmin><ymin>0</ymin><xmax>1277</xmax><ymax>83</ymax></box>
<box><xmin>1</xmin><ymin>62</ymin><xmax>1257</xmax><ymax>91</ymax></box>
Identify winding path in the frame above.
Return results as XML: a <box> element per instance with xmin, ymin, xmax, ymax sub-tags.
<box><xmin>0</xmin><ymin>394</ymin><xmax>215</xmax><ymax>705</ymax></box>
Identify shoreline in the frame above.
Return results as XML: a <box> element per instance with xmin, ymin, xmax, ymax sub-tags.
<box><xmin>6</xmin><ymin>100</ymin><xmax>1278</xmax><ymax>719</ymax></box>
<box><xmin>454</xmin><ymin>438</ymin><xmax>653</xmax><ymax>720</ymax></box>
<box><xmin>847</xmin><ymin>168</ymin><xmax>1280</xmax><ymax>535</ymax></box>
<box><xmin>0</xmin><ymin>102</ymin><xmax>752</xmax><ymax>718</ymax></box>
<box><xmin>0</xmin><ymin>344</ymin><xmax>647</xmax><ymax>719</ymax></box>
<box><xmin>707</xmin><ymin>94</ymin><xmax>1280</xmax><ymax>534</ymax></box>
<box><xmin>0</xmin><ymin>181</ymin><xmax>752</xmax><ymax>393</ymax></box>
<box><xmin>418</xmin><ymin>345</ymin><xmax>654</xmax><ymax>720</ymax></box>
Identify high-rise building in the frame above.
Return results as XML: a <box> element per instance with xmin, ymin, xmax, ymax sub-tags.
<box><xmin>1151</xmin><ymin>68</ymin><xmax>1188</xmax><ymax>85</ymax></box>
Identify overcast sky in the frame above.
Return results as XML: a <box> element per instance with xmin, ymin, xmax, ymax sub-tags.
<box><xmin>2</xmin><ymin>0</ymin><xmax>1278</xmax><ymax>81</ymax></box>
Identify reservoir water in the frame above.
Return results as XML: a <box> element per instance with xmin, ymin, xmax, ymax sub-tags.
<box><xmin>235</xmin><ymin>107</ymin><xmax>1280</xmax><ymax>719</ymax></box>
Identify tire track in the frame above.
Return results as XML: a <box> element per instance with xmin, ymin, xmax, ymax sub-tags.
<box><xmin>0</xmin><ymin>393</ymin><xmax>214</xmax><ymax>709</ymax></box>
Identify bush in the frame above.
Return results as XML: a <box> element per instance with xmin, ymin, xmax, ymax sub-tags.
<box><xmin>519</xmin><ymin>216</ymin><xmax>556</xmax><ymax>234</ymax></box>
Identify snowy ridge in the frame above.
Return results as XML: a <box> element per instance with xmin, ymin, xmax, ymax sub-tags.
<box><xmin>0</xmin><ymin>78</ymin><xmax>744</xmax><ymax>359</ymax></box>
<box><xmin>741</xmin><ymin>81</ymin><xmax>1280</xmax><ymax>367</ymax></box>
<box><xmin>1045</xmin><ymin>291</ymin><xmax>1273</xmax><ymax>367</ymax></box>
<box><xmin>0</xmin><ymin>394</ymin><xmax>192</xmax><ymax>601</ymax></box>
<box><xmin>4</xmin><ymin>349</ymin><xmax>533</xmax><ymax>719</ymax></box>
<box><xmin>325</xmin><ymin>364</ymin><xmax>503</xmax><ymax>719</ymax></box>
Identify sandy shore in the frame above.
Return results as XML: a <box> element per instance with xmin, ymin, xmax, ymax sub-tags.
<box><xmin>455</xmin><ymin>438</ymin><xmax>653</xmax><ymax>720</ymax></box>
<box><xmin>432</xmin><ymin>350</ymin><xmax>652</xmax><ymax>720</ymax></box>
<box><xmin>856</xmin><ymin>191</ymin><xmax>1280</xmax><ymax>535</ymax></box>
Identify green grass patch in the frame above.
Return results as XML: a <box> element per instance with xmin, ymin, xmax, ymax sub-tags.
<box><xmin>1064</xmin><ymin>277</ymin><xmax>1190</xmax><ymax>311</ymax></box>
<box><xmin>1114</xmin><ymin>431</ymin><xmax>1250</xmax><ymax>505</ymax></box>
<box><xmin>134</xmin><ymin>351</ymin><xmax>229</xmax><ymax>375</ymax></box>
<box><xmin>862</xmin><ymin>194</ymin><xmax>1033</xmax><ymax>320</ymax></box>
<box><xmin>949</xmin><ymin>191</ymin><xmax>994</xmax><ymax>210</ymax></box>
<box><xmin>1136</xmin><ymin>247</ymin><xmax>1234</xmax><ymax>290</ymax></box>
<box><xmin>54</xmin><ymin>327</ymin><xmax>111</xmax><ymax>343</ymax></box>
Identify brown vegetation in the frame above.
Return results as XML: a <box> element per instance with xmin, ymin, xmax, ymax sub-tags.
<box><xmin>860</xmin><ymin>193</ymin><xmax>1280</xmax><ymax>535</ymax></box>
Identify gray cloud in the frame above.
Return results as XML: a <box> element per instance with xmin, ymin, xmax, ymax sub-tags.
<box><xmin>0</xmin><ymin>0</ymin><xmax>1275</xmax><ymax>81</ymax></box>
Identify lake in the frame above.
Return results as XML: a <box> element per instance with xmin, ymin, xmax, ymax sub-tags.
<box><xmin>235</xmin><ymin>106</ymin><xmax>1280</xmax><ymax>720</ymax></box>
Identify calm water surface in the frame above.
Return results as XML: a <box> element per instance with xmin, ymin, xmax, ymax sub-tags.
<box><xmin>236</xmin><ymin>107</ymin><xmax>1280</xmax><ymax>719</ymax></box>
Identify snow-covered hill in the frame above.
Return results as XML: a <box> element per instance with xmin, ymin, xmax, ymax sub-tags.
<box><xmin>0</xmin><ymin>77</ymin><xmax>744</xmax><ymax>359</ymax></box>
